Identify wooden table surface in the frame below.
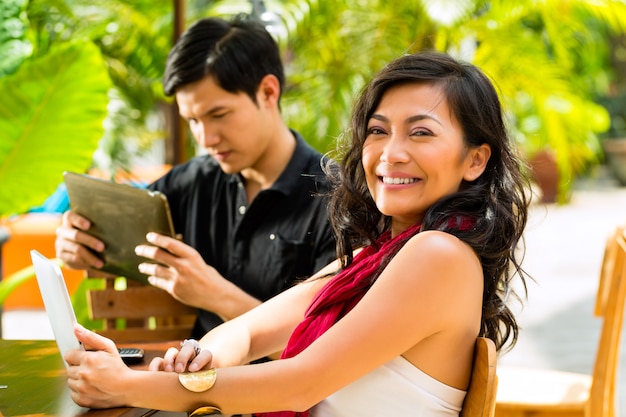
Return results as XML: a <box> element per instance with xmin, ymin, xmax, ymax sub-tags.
<box><xmin>0</xmin><ymin>339</ymin><xmax>185</xmax><ymax>417</ymax></box>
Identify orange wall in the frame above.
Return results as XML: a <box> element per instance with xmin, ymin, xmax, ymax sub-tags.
<box><xmin>1</xmin><ymin>213</ymin><xmax>85</xmax><ymax>310</ymax></box>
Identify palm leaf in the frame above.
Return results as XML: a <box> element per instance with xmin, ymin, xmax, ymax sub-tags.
<box><xmin>0</xmin><ymin>40</ymin><xmax>110</xmax><ymax>216</ymax></box>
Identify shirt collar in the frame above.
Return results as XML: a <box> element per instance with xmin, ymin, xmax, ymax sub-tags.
<box><xmin>268</xmin><ymin>130</ymin><xmax>324</xmax><ymax>196</ymax></box>
<box><xmin>229</xmin><ymin>130</ymin><xmax>324</xmax><ymax>196</ymax></box>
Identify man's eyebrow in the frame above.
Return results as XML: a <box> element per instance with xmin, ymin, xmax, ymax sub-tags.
<box><xmin>206</xmin><ymin>105</ymin><xmax>228</xmax><ymax>115</ymax></box>
<box><xmin>182</xmin><ymin>105</ymin><xmax>228</xmax><ymax>120</ymax></box>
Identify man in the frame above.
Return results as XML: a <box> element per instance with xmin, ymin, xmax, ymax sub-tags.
<box><xmin>55</xmin><ymin>14</ymin><xmax>336</xmax><ymax>338</ymax></box>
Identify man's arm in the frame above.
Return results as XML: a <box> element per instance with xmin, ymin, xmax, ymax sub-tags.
<box><xmin>135</xmin><ymin>232</ymin><xmax>262</xmax><ymax>321</ymax></box>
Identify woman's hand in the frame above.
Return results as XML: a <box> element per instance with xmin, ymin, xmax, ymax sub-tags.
<box><xmin>65</xmin><ymin>324</ymin><xmax>133</xmax><ymax>408</ymax></box>
<box><xmin>149</xmin><ymin>338</ymin><xmax>213</xmax><ymax>373</ymax></box>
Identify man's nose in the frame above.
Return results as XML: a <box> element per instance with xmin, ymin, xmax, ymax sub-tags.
<box><xmin>195</xmin><ymin>123</ymin><xmax>220</xmax><ymax>148</ymax></box>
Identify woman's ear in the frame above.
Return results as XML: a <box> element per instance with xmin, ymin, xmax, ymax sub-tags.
<box><xmin>463</xmin><ymin>143</ymin><xmax>491</xmax><ymax>182</ymax></box>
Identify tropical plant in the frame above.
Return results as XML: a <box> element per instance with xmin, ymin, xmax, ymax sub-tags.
<box><xmin>0</xmin><ymin>0</ymin><xmax>110</xmax><ymax>217</ymax></box>
<box><xmin>0</xmin><ymin>0</ymin><xmax>190</xmax><ymax>218</ymax></box>
<box><xmin>1</xmin><ymin>0</ymin><xmax>624</xmax><ymax>217</ymax></box>
<box><xmin>206</xmin><ymin>0</ymin><xmax>626</xmax><ymax>203</ymax></box>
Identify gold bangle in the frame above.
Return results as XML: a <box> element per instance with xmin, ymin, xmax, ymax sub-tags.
<box><xmin>188</xmin><ymin>405</ymin><xmax>223</xmax><ymax>416</ymax></box>
<box><xmin>178</xmin><ymin>368</ymin><xmax>217</xmax><ymax>393</ymax></box>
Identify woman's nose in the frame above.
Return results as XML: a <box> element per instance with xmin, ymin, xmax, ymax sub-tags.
<box><xmin>380</xmin><ymin>135</ymin><xmax>409</xmax><ymax>165</ymax></box>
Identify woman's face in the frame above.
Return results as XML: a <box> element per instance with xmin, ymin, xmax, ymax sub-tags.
<box><xmin>362</xmin><ymin>82</ymin><xmax>489</xmax><ymax>234</ymax></box>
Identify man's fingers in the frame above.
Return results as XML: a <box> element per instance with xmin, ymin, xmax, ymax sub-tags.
<box><xmin>57</xmin><ymin>221</ymin><xmax>105</xmax><ymax>253</ymax></box>
<box><xmin>135</xmin><ymin>243</ymin><xmax>177</xmax><ymax>266</ymax></box>
<box><xmin>144</xmin><ymin>271</ymin><xmax>174</xmax><ymax>293</ymax></box>
<box><xmin>146</xmin><ymin>232</ymin><xmax>194</xmax><ymax>258</ymax></box>
<box><xmin>56</xmin><ymin>239</ymin><xmax>104</xmax><ymax>269</ymax></box>
<box><xmin>63</xmin><ymin>210</ymin><xmax>91</xmax><ymax>230</ymax></box>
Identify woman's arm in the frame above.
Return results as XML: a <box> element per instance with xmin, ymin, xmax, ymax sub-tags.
<box><xmin>198</xmin><ymin>272</ymin><xmax>331</xmax><ymax>366</ymax></box>
<box><xmin>67</xmin><ymin>232</ymin><xmax>482</xmax><ymax>414</ymax></box>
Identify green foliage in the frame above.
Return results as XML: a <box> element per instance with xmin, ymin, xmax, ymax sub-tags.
<box><xmin>204</xmin><ymin>0</ymin><xmax>625</xmax><ymax>202</ymax></box>
<box><xmin>0</xmin><ymin>0</ymin><xmax>31</xmax><ymax>76</ymax></box>
<box><xmin>0</xmin><ymin>260</ymin><xmax>55</xmax><ymax>305</ymax></box>
<box><xmin>15</xmin><ymin>0</ymin><xmax>175</xmax><ymax>177</ymax></box>
<box><xmin>1</xmin><ymin>0</ymin><xmax>623</xmax><ymax>219</ymax></box>
<box><xmin>0</xmin><ymin>40</ymin><xmax>110</xmax><ymax>216</ymax></box>
<box><xmin>70</xmin><ymin>276</ymin><xmax>104</xmax><ymax>331</ymax></box>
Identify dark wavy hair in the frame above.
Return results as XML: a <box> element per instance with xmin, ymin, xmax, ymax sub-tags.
<box><xmin>162</xmin><ymin>14</ymin><xmax>284</xmax><ymax>105</ymax></box>
<box><xmin>326</xmin><ymin>51</ymin><xmax>532</xmax><ymax>352</ymax></box>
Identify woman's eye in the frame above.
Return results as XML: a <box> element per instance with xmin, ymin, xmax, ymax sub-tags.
<box><xmin>411</xmin><ymin>129</ymin><xmax>432</xmax><ymax>137</ymax></box>
<box><xmin>366</xmin><ymin>127</ymin><xmax>385</xmax><ymax>135</ymax></box>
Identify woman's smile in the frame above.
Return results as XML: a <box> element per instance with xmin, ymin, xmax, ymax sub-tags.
<box><xmin>379</xmin><ymin>176</ymin><xmax>420</xmax><ymax>185</ymax></box>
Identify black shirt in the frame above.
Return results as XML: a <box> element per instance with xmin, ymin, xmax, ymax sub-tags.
<box><xmin>148</xmin><ymin>131</ymin><xmax>336</xmax><ymax>337</ymax></box>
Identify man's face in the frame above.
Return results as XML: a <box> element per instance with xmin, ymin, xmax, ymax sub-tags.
<box><xmin>175</xmin><ymin>75</ymin><xmax>273</xmax><ymax>174</ymax></box>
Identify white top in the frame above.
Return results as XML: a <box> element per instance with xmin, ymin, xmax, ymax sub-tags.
<box><xmin>309</xmin><ymin>356</ymin><xmax>466</xmax><ymax>417</ymax></box>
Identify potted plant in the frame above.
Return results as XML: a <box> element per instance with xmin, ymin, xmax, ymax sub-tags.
<box><xmin>603</xmin><ymin>138</ymin><xmax>626</xmax><ymax>186</ymax></box>
<box><xmin>599</xmin><ymin>91</ymin><xmax>626</xmax><ymax>186</ymax></box>
<box><xmin>507</xmin><ymin>90</ymin><xmax>610</xmax><ymax>203</ymax></box>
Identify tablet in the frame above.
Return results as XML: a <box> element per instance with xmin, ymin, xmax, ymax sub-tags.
<box><xmin>31</xmin><ymin>250</ymin><xmax>84</xmax><ymax>365</ymax></box>
<box><xmin>63</xmin><ymin>171</ymin><xmax>175</xmax><ymax>284</ymax></box>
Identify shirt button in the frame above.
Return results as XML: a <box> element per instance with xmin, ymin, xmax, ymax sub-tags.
<box><xmin>238</xmin><ymin>205</ymin><xmax>246</xmax><ymax>215</ymax></box>
<box><xmin>269</xmin><ymin>234</ymin><xmax>276</xmax><ymax>240</ymax></box>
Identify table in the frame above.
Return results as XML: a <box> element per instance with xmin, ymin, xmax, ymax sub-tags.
<box><xmin>0</xmin><ymin>339</ymin><xmax>185</xmax><ymax>417</ymax></box>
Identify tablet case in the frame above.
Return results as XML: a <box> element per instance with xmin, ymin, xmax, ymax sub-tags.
<box><xmin>63</xmin><ymin>171</ymin><xmax>175</xmax><ymax>284</ymax></box>
<box><xmin>31</xmin><ymin>250</ymin><xmax>84</xmax><ymax>366</ymax></box>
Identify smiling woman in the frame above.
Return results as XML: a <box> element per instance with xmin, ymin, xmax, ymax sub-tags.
<box><xmin>361</xmin><ymin>82</ymin><xmax>491</xmax><ymax>234</ymax></box>
<box><xmin>63</xmin><ymin>51</ymin><xmax>531</xmax><ymax>417</ymax></box>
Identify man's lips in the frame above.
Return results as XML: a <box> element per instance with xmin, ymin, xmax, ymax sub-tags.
<box><xmin>211</xmin><ymin>150</ymin><xmax>231</xmax><ymax>161</ymax></box>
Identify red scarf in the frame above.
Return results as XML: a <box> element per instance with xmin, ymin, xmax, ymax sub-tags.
<box><xmin>257</xmin><ymin>222</ymin><xmax>423</xmax><ymax>417</ymax></box>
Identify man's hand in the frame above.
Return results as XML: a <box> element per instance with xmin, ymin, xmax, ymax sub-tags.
<box><xmin>135</xmin><ymin>233</ymin><xmax>261</xmax><ymax>319</ymax></box>
<box><xmin>55</xmin><ymin>210</ymin><xmax>105</xmax><ymax>270</ymax></box>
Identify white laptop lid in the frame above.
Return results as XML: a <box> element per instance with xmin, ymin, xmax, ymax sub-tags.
<box><xmin>30</xmin><ymin>250</ymin><xmax>84</xmax><ymax>365</ymax></box>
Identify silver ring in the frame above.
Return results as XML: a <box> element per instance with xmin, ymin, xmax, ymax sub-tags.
<box><xmin>180</xmin><ymin>339</ymin><xmax>202</xmax><ymax>357</ymax></box>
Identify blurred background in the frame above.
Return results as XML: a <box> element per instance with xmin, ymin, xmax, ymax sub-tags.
<box><xmin>2</xmin><ymin>0</ymin><xmax>626</xmax><ymax>414</ymax></box>
<box><xmin>1</xmin><ymin>0</ymin><xmax>626</xmax><ymax>214</ymax></box>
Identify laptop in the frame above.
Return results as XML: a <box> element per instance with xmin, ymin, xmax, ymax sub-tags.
<box><xmin>30</xmin><ymin>250</ymin><xmax>84</xmax><ymax>367</ymax></box>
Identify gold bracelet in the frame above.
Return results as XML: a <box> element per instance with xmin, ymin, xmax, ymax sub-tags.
<box><xmin>188</xmin><ymin>405</ymin><xmax>223</xmax><ymax>416</ymax></box>
<box><xmin>178</xmin><ymin>368</ymin><xmax>218</xmax><ymax>393</ymax></box>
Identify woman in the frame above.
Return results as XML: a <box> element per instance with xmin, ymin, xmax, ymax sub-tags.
<box><xmin>66</xmin><ymin>51</ymin><xmax>531</xmax><ymax>416</ymax></box>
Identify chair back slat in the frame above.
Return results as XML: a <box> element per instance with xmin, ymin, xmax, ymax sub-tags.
<box><xmin>86</xmin><ymin>271</ymin><xmax>196</xmax><ymax>343</ymax></box>
<box><xmin>589</xmin><ymin>229</ymin><xmax>626</xmax><ymax>417</ymax></box>
<box><xmin>460</xmin><ymin>337</ymin><xmax>498</xmax><ymax>417</ymax></box>
<box><xmin>594</xmin><ymin>226</ymin><xmax>623</xmax><ymax>317</ymax></box>
<box><xmin>88</xmin><ymin>286</ymin><xmax>195</xmax><ymax>320</ymax></box>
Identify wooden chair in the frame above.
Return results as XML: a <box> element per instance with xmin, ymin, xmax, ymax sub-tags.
<box><xmin>86</xmin><ymin>271</ymin><xmax>197</xmax><ymax>343</ymax></box>
<box><xmin>495</xmin><ymin>225</ymin><xmax>626</xmax><ymax>417</ymax></box>
<box><xmin>461</xmin><ymin>337</ymin><xmax>498</xmax><ymax>417</ymax></box>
